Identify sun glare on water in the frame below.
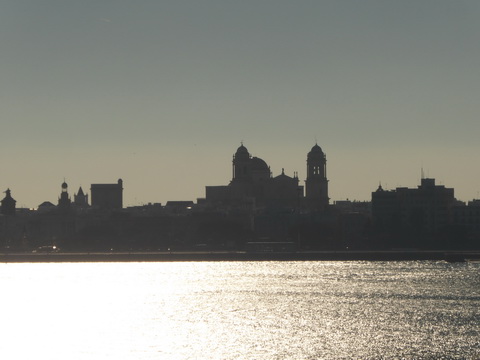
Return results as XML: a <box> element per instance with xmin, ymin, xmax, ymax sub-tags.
<box><xmin>0</xmin><ymin>261</ymin><xmax>479</xmax><ymax>359</ymax></box>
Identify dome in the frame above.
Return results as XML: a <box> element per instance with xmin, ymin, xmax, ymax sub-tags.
<box><xmin>307</xmin><ymin>143</ymin><xmax>325</xmax><ymax>160</ymax></box>
<box><xmin>61</xmin><ymin>181</ymin><xmax>68</xmax><ymax>189</ymax></box>
<box><xmin>251</xmin><ymin>157</ymin><xmax>269</xmax><ymax>172</ymax></box>
<box><xmin>235</xmin><ymin>144</ymin><xmax>249</xmax><ymax>155</ymax></box>
<box><xmin>234</xmin><ymin>143</ymin><xmax>250</xmax><ymax>160</ymax></box>
<box><xmin>309</xmin><ymin>144</ymin><xmax>323</xmax><ymax>154</ymax></box>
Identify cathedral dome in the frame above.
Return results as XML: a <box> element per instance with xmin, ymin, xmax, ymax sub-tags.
<box><xmin>251</xmin><ymin>157</ymin><xmax>269</xmax><ymax>172</ymax></box>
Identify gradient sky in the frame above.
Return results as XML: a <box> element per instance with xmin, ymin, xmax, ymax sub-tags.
<box><xmin>1</xmin><ymin>1</ymin><xmax>480</xmax><ymax>208</ymax></box>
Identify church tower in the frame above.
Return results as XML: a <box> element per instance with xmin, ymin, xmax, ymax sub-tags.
<box><xmin>305</xmin><ymin>144</ymin><xmax>329</xmax><ymax>209</ymax></box>
<box><xmin>1</xmin><ymin>189</ymin><xmax>16</xmax><ymax>216</ymax></box>
<box><xmin>58</xmin><ymin>180</ymin><xmax>71</xmax><ymax>211</ymax></box>
<box><xmin>232</xmin><ymin>143</ymin><xmax>251</xmax><ymax>182</ymax></box>
<box><xmin>74</xmin><ymin>187</ymin><xmax>89</xmax><ymax>208</ymax></box>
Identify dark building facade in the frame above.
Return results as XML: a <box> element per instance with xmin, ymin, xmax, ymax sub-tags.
<box><xmin>91</xmin><ymin>179</ymin><xmax>123</xmax><ymax>210</ymax></box>
<box><xmin>454</xmin><ymin>200</ymin><xmax>480</xmax><ymax>233</ymax></box>
<box><xmin>452</xmin><ymin>200</ymin><xmax>480</xmax><ymax>248</ymax></box>
<box><xmin>372</xmin><ymin>178</ymin><xmax>455</xmax><ymax>243</ymax></box>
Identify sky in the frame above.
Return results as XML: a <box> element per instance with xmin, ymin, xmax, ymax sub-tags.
<box><xmin>1</xmin><ymin>1</ymin><xmax>480</xmax><ymax>208</ymax></box>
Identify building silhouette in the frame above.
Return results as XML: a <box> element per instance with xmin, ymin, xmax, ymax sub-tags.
<box><xmin>1</xmin><ymin>189</ymin><xmax>16</xmax><ymax>216</ymax></box>
<box><xmin>372</xmin><ymin>178</ymin><xmax>455</xmax><ymax>239</ymax></box>
<box><xmin>205</xmin><ymin>144</ymin><xmax>328</xmax><ymax>210</ymax></box>
<box><xmin>452</xmin><ymin>200</ymin><xmax>480</xmax><ymax>248</ymax></box>
<box><xmin>454</xmin><ymin>200</ymin><xmax>480</xmax><ymax>233</ymax></box>
<box><xmin>91</xmin><ymin>179</ymin><xmax>123</xmax><ymax>210</ymax></box>
<box><xmin>58</xmin><ymin>180</ymin><xmax>71</xmax><ymax>211</ymax></box>
<box><xmin>73</xmin><ymin>187</ymin><xmax>89</xmax><ymax>208</ymax></box>
<box><xmin>305</xmin><ymin>144</ymin><xmax>329</xmax><ymax>210</ymax></box>
<box><xmin>2</xmin><ymin>144</ymin><xmax>479</xmax><ymax>252</ymax></box>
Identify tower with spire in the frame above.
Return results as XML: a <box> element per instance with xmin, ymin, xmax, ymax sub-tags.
<box><xmin>74</xmin><ymin>187</ymin><xmax>89</xmax><ymax>208</ymax></box>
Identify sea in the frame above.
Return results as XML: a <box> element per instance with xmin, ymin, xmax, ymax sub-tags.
<box><xmin>0</xmin><ymin>261</ymin><xmax>479</xmax><ymax>359</ymax></box>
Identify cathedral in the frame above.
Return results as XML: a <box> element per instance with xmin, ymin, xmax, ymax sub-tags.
<box><xmin>205</xmin><ymin>144</ymin><xmax>329</xmax><ymax>210</ymax></box>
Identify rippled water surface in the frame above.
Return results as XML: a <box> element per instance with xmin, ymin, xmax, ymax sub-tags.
<box><xmin>1</xmin><ymin>261</ymin><xmax>479</xmax><ymax>359</ymax></box>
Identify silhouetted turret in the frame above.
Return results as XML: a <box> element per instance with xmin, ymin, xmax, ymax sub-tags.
<box><xmin>1</xmin><ymin>189</ymin><xmax>16</xmax><ymax>216</ymax></box>
<box><xmin>58</xmin><ymin>180</ymin><xmax>71</xmax><ymax>211</ymax></box>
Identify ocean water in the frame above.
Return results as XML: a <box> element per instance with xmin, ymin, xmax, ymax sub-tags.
<box><xmin>0</xmin><ymin>261</ymin><xmax>479</xmax><ymax>359</ymax></box>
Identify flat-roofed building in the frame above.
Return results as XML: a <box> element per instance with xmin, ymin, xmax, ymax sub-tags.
<box><xmin>91</xmin><ymin>179</ymin><xmax>123</xmax><ymax>210</ymax></box>
<box><xmin>453</xmin><ymin>199</ymin><xmax>480</xmax><ymax>233</ymax></box>
<box><xmin>372</xmin><ymin>178</ymin><xmax>455</xmax><ymax>234</ymax></box>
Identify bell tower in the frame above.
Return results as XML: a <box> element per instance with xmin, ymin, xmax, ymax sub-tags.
<box><xmin>305</xmin><ymin>144</ymin><xmax>329</xmax><ymax>209</ymax></box>
<box><xmin>232</xmin><ymin>143</ymin><xmax>251</xmax><ymax>182</ymax></box>
<box><xmin>58</xmin><ymin>180</ymin><xmax>71</xmax><ymax>211</ymax></box>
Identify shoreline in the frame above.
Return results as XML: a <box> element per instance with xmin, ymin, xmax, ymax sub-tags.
<box><xmin>1</xmin><ymin>250</ymin><xmax>479</xmax><ymax>263</ymax></box>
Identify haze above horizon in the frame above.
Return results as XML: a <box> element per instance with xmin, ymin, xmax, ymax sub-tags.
<box><xmin>2</xmin><ymin>1</ymin><xmax>480</xmax><ymax>208</ymax></box>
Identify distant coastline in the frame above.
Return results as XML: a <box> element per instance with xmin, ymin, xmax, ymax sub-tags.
<box><xmin>2</xmin><ymin>250</ymin><xmax>479</xmax><ymax>263</ymax></box>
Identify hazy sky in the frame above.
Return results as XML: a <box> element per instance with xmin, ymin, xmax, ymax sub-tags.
<box><xmin>1</xmin><ymin>1</ymin><xmax>480</xmax><ymax>207</ymax></box>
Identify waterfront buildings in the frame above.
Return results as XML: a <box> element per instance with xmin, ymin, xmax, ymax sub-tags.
<box><xmin>1</xmin><ymin>145</ymin><xmax>479</xmax><ymax>251</ymax></box>
<box><xmin>453</xmin><ymin>200</ymin><xmax>480</xmax><ymax>243</ymax></box>
<box><xmin>372</xmin><ymin>178</ymin><xmax>455</xmax><ymax>234</ymax></box>
<box><xmin>205</xmin><ymin>144</ymin><xmax>329</xmax><ymax>211</ymax></box>
<box><xmin>369</xmin><ymin>177</ymin><xmax>473</xmax><ymax>249</ymax></box>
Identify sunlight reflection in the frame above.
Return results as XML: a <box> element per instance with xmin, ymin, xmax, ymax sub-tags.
<box><xmin>0</xmin><ymin>261</ymin><xmax>479</xmax><ymax>359</ymax></box>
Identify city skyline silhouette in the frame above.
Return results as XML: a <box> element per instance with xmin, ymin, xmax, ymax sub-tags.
<box><xmin>2</xmin><ymin>1</ymin><xmax>480</xmax><ymax>207</ymax></box>
<box><xmin>2</xmin><ymin>142</ymin><xmax>480</xmax><ymax>209</ymax></box>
